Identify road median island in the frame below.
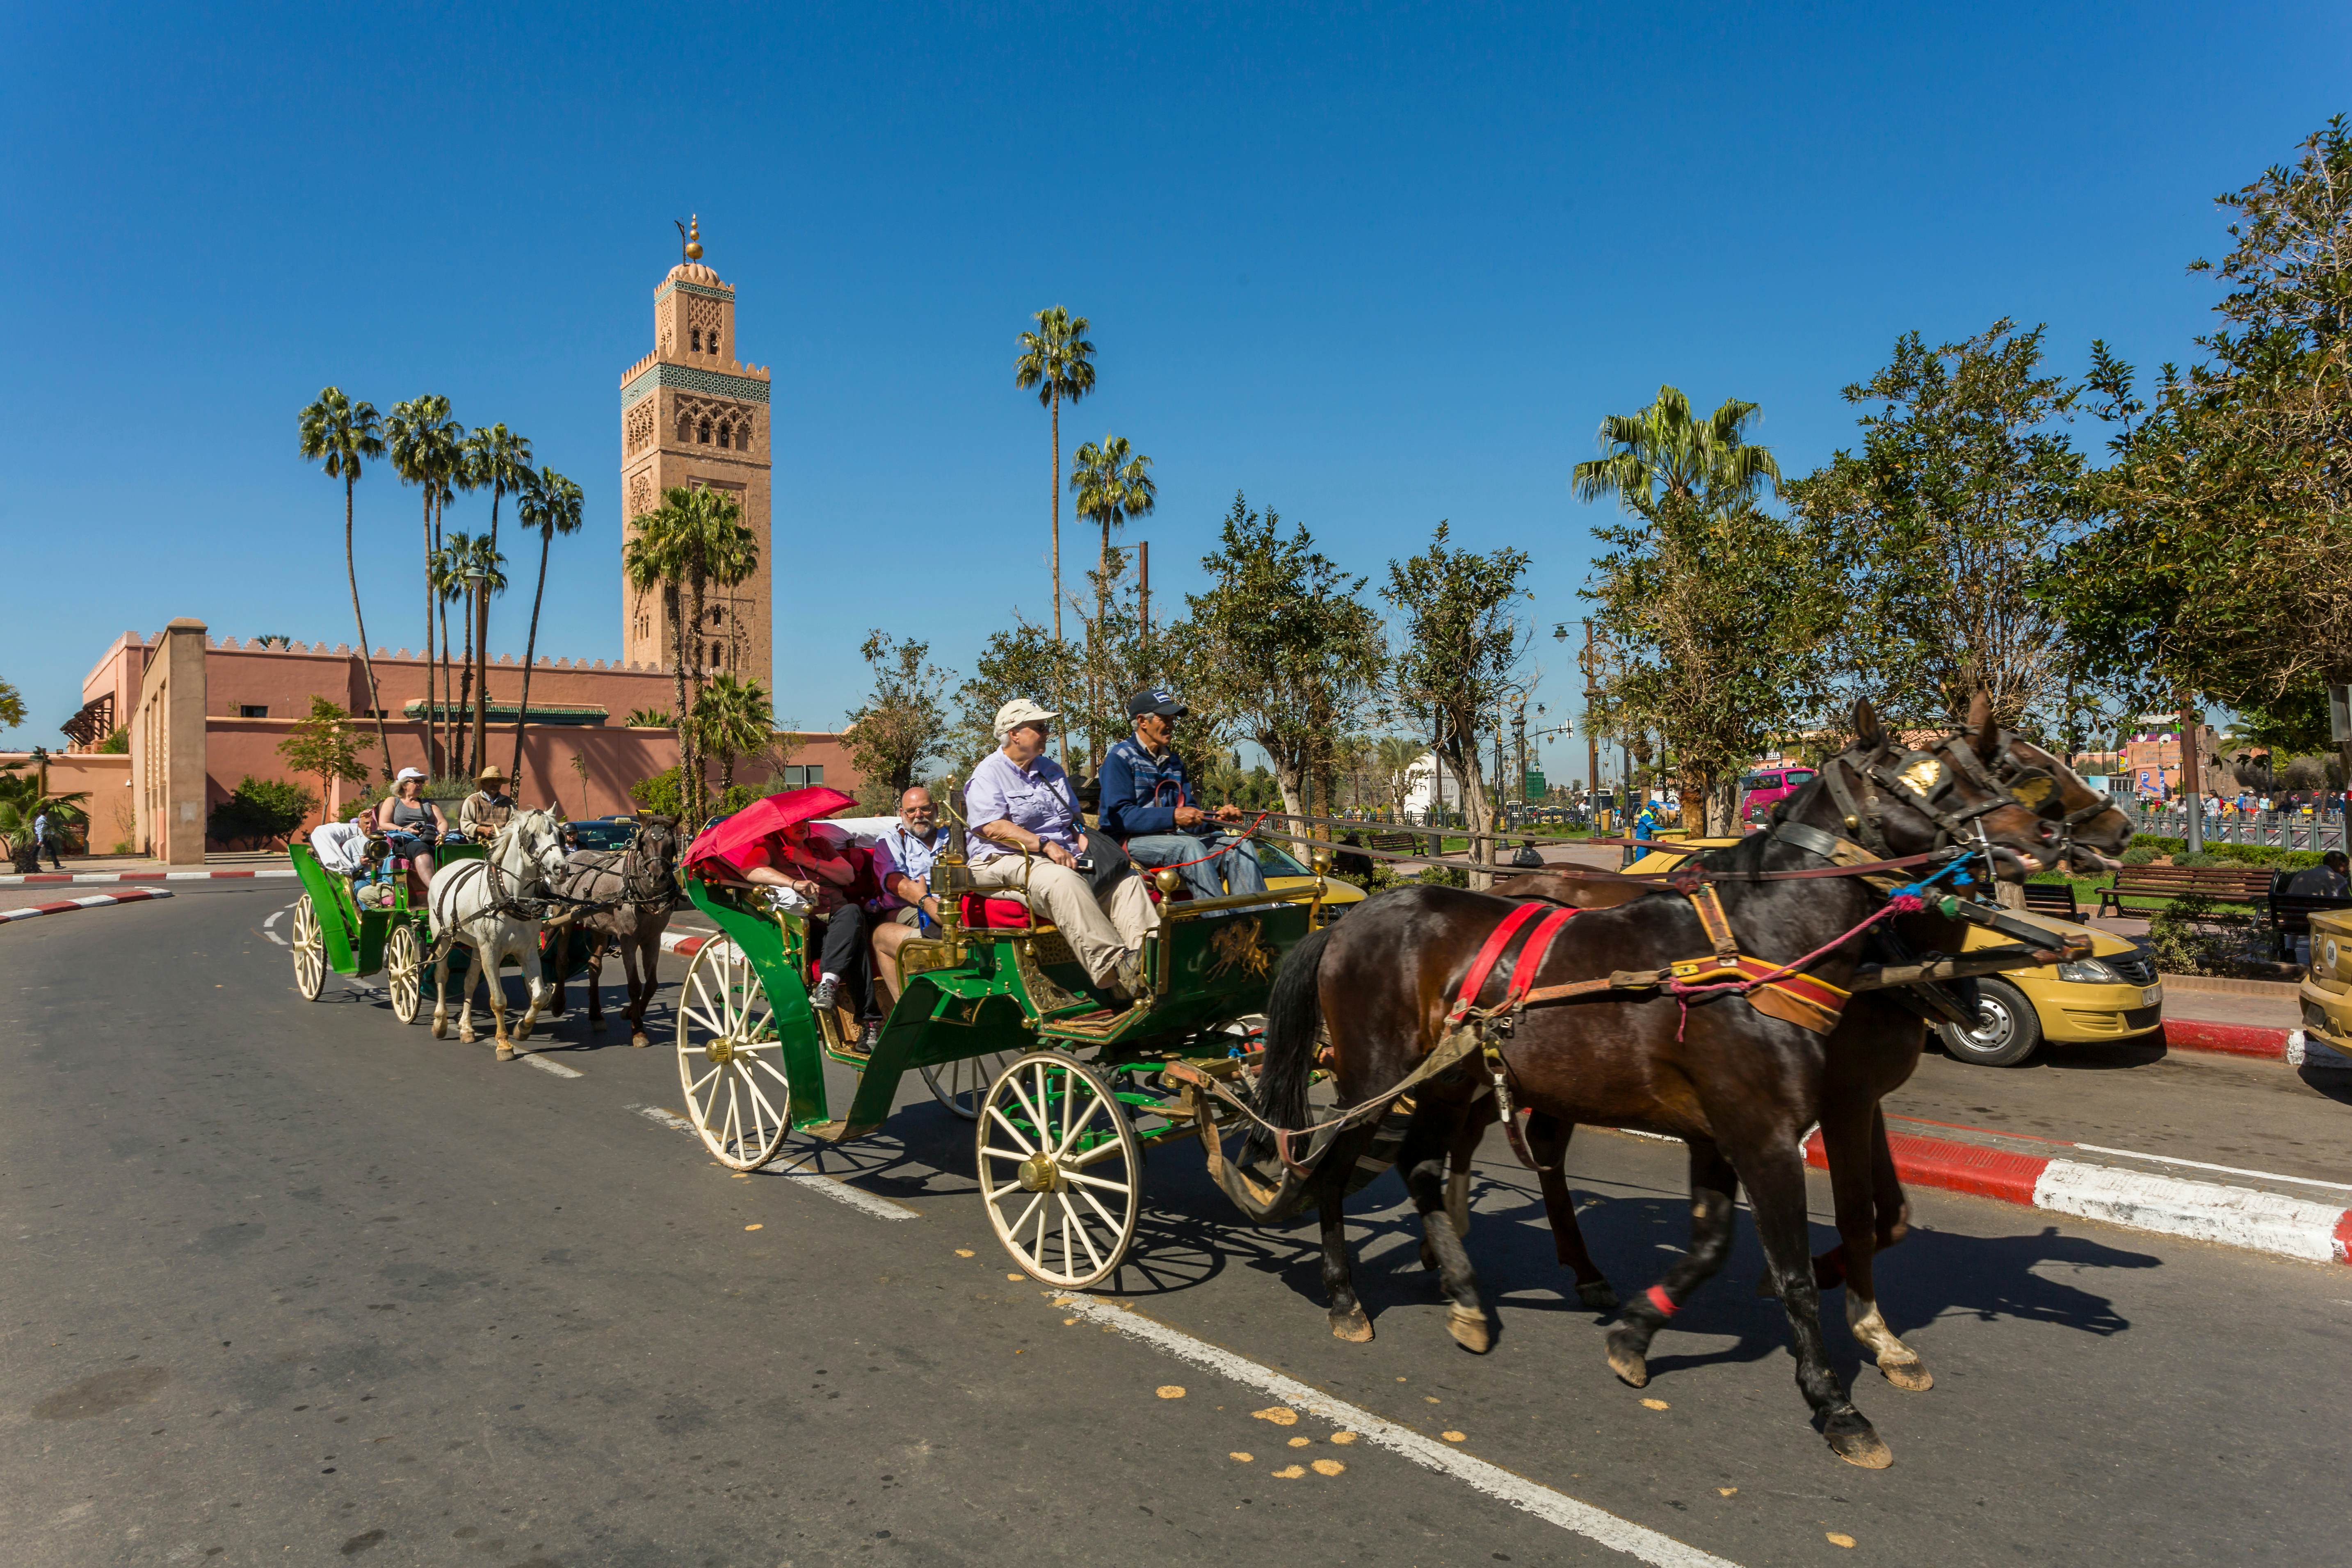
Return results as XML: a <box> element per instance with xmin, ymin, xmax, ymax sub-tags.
<box><xmin>0</xmin><ymin>889</ymin><xmax>176</xmax><ymax>923</ymax></box>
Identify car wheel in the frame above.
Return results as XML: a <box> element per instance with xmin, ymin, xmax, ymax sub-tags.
<box><xmin>1936</xmin><ymin>977</ymin><xmax>2042</xmax><ymax>1067</ymax></box>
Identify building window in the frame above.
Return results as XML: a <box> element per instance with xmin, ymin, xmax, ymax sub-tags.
<box><xmin>690</xmin><ymin>327</ymin><xmax>702</xmax><ymax>351</ymax></box>
<box><xmin>708</xmin><ymin>333</ymin><xmax>720</xmax><ymax>356</ymax></box>
<box><xmin>780</xmin><ymin>765</ymin><xmax>825</xmax><ymax>788</ymax></box>
<box><xmin>735</xmin><ymin>422</ymin><xmax>751</xmax><ymax>453</ymax></box>
<box><xmin>716</xmin><ymin>422</ymin><xmax>730</xmax><ymax>450</ymax></box>
<box><xmin>696</xmin><ymin>418</ymin><xmax>711</xmax><ymax>444</ymax></box>
<box><xmin>676</xmin><ymin>414</ymin><xmax>692</xmax><ymax>443</ymax></box>
<box><xmin>239</xmin><ymin>705</ymin><xmax>268</xmax><ymax>718</ymax></box>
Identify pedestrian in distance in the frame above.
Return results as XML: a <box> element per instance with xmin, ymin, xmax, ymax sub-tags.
<box><xmin>33</xmin><ymin>808</ymin><xmax>64</xmax><ymax>870</ymax></box>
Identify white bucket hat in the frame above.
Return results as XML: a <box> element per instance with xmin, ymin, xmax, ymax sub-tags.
<box><xmin>993</xmin><ymin>698</ymin><xmax>1059</xmax><ymax>741</ymax></box>
<box><xmin>394</xmin><ymin>767</ymin><xmax>427</xmax><ymax>783</ymax></box>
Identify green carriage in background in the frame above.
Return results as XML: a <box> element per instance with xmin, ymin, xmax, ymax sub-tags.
<box><xmin>672</xmin><ymin>811</ymin><xmax>1333</xmax><ymax>1289</ymax></box>
<box><xmin>285</xmin><ymin>838</ymin><xmax>595</xmax><ymax>1023</ymax></box>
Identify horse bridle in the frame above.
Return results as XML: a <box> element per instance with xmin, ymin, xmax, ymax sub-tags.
<box><xmin>1814</xmin><ymin>728</ymin><xmax>2112</xmax><ymax>865</ymax></box>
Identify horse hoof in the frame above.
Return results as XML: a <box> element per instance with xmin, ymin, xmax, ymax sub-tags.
<box><xmin>631</xmin><ymin>1034</ymin><xmax>650</xmax><ymax>1049</ymax></box>
<box><xmin>495</xmin><ymin>1044</ymin><xmax>514</xmax><ymax>1062</ymax></box>
<box><xmin>1329</xmin><ymin>1308</ymin><xmax>1374</xmax><ymax>1343</ymax></box>
<box><xmin>1576</xmin><ymin>1279</ymin><xmax>1620</xmax><ymax>1312</ymax></box>
<box><xmin>1826</xmin><ymin>1420</ymin><xmax>1894</xmax><ymax>1469</ymax></box>
<box><xmin>430</xmin><ymin>1020</ymin><xmax>447</xmax><ymax>1040</ymax></box>
<box><xmin>1445</xmin><ymin>1306</ymin><xmax>1492</xmax><ymax>1354</ymax></box>
<box><xmin>1604</xmin><ymin>1328</ymin><xmax>1650</xmax><ymax>1388</ymax></box>
<box><xmin>1879</xmin><ymin>1356</ymin><xmax>1933</xmax><ymax>1393</ymax></box>
<box><xmin>459</xmin><ymin>1032</ymin><xmax>476</xmax><ymax>1045</ymax></box>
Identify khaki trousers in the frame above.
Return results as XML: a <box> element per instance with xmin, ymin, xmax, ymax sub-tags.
<box><xmin>968</xmin><ymin>854</ymin><xmax>1154</xmax><ymax>984</ymax></box>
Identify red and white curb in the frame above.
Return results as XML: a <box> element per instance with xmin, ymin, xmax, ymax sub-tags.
<box><xmin>1802</xmin><ymin>1127</ymin><xmax>2352</xmax><ymax>1267</ymax></box>
<box><xmin>0</xmin><ymin>888</ymin><xmax>176</xmax><ymax>922</ymax></box>
<box><xmin>2161</xmin><ymin>1017</ymin><xmax>2350</xmax><ymax>1068</ymax></box>
<box><xmin>659</xmin><ymin>930</ymin><xmax>710</xmax><ymax>959</ymax></box>
<box><xmin>0</xmin><ymin>869</ymin><xmax>299</xmax><ymax>885</ymax></box>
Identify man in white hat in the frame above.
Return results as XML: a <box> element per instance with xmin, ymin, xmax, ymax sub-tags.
<box><xmin>459</xmin><ymin>765</ymin><xmax>516</xmax><ymax>842</ymax></box>
<box><xmin>964</xmin><ymin>698</ymin><xmax>1152</xmax><ymax>999</ymax></box>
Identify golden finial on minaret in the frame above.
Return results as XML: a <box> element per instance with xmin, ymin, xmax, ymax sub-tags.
<box><xmin>685</xmin><ymin>214</ymin><xmax>703</xmax><ymax>261</ymax></box>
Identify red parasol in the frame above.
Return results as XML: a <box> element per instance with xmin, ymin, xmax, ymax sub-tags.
<box><xmin>681</xmin><ymin>786</ymin><xmax>858</xmax><ymax>878</ymax></box>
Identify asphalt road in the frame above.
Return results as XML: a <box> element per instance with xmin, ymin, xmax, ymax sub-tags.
<box><xmin>4</xmin><ymin>885</ymin><xmax>2347</xmax><ymax>1567</ymax></box>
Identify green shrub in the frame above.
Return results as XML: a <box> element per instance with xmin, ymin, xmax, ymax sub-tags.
<box><xmin>2146</xmin><ymin>892</ymin><xmax>2270</xmax><ymax>978</ymax></box>
<box><xmin>1417</xmin><ymin>863</ymin><xmax>1470</xmax><ymax>889</ymax></box>
<box><xmin>628</xmin><ymin>767</ymin><xmax>756</xmax><ymax>822</ymax></box>
<box><xmin>2171</xmin><ymin>851</ymin><xmax>2221</xmax><ymax>868</ymax></box>
<box><xmin>2127</xmin><ymin>834</ymin><xmax>2322</xmax><ymax>869</ymax></box>
<box><xmin>2121</xmin><ymin>845</ymin><xmax>2162</xmax><ymax>865</ymax></box>
<box><xmin>96</xmin><ymin>726</ymin><xmax>129</xmax><ymax>754</ymax></box>
<box><xmin>208</xmin><ymin>776</ymin><xmax>315</xmax><ymax>849</ymax></box>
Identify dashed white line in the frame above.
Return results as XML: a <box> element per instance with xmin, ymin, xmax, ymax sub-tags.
<box><xmin>1057</xmin><ymin>1295</ymin><xmax>1741</xmax><ymax>1567</ymax></box>
<box><xmin>628</xmin><ymin>1103</ymin><xmax>919</xmax><ymax>1220</ymax></box>
<box><xmin>516</xmin><ymin>1051</ymin><xmax>584</xmax><ymax>1080</ymax></box>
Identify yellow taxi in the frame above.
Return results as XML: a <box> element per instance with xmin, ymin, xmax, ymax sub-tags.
<box><xmin>2294</xmin><ymin>908</ymin><xmax>2352</xmax><ymax>1052</ymax></box>
<box><xmin>1626</xmin><ymin>839</ymin><xmax>2162</xmax><ymax>1067</ymax></box>
<box><xmin>1254</xmin><ymin>839</ymin><xmax>1369</xmax><ymax>923</ymax></box>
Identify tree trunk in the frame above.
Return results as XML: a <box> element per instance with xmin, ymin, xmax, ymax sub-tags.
<box><xmin>1450</xmin><ymin>738</ymin><xmax>1497</xmax><ymax>892</ymax></box>
<box><xmin>686</xmin><ymin>566</ymin><xmax>710</xmax><ymax>825</ymax></box>
<box><xmin>456</xmin><ymin>587</ymin><xmax>476</xmax><ymax>778</ymax></box>
<box><xmin>511</xmin><ymin>528</ymin><xmax>551</xmax><ymax>789</ymax></box>
<box><xmin>345</xmin><ymin>474</ymin><xmax>395</xmax><ymax>781</ymax></box>
<box><xmin>1050</xmin><ymin>390</ymin><xmax>1062</xmax><ymax>644</ymax></box>
<box><xmin>666</xmin><ymin>582</ymin><xmax>690</xmax><ymax>813</ymax></box>
<box><xmin>420</xmin><ymin>489</ymin><xmax>436</xmax><ymax>777</ymax></box>
<box><xmin>472</xmin><ymin>487</ymin><xmax>500</xmax><ymax>781</ymax></box>
<box><xmin>1704</xmin><ymin>770</ymin><xmax>1738</xmax><ymax>838</ymax></box>
<box><xmin>434</xmin><ymin>493</ymin><xmax>450</xmax><ymax>776</ymax></box>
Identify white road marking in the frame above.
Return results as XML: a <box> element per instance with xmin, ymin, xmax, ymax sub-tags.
<box><xmin>2069</xmin><ymin>1143</ymin><xmax>2352</xmax><ymax>1195</ymax></box>
<box><xmin>627</xmin><ymin>1104</ymin><xmax>919</xmax><ymax>1221</ymax></box>
<box><xmin>264</xmin><ymin>906</ymin><xmax>288</xmax><ymax>945</ymax></box>
<box><xmin>517</xmin><ymin>1051</ymin><xmax>583</xmax><ymax>1079</ymax></box>
<box><xmin>1057</xmin><ymin>1295</ymin><xmax>1740</xmax><ymax>1567</ymax></box>
<box><xmin>2032</xmin><ymin>1159</ymin><xmax>2352</xmax><ymax>1263</ymax></box>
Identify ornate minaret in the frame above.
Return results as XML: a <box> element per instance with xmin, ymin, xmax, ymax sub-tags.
<box><xmin>619</xmin><ymin>216</ymin><xmax>773</xmax><ymax>691</ymax></box>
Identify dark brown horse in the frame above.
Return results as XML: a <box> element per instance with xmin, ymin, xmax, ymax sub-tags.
<box><xmin>1247</xmin><ymin>698</ymin><xmax>2129</xmax><ymax>1468</ymax></box>
<box><xmin>548</xmin><ymin>815</ymin><xmax>683</xmax><ymax>1046</ymax></box>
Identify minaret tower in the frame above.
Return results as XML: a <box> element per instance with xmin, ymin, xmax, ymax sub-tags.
<box><xmin>619</xmin><ymin>215</ymin><xmax>774</xmax><ymax>692</ymax></box>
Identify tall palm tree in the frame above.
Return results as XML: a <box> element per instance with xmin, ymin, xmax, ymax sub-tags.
<box><xmin>385</xmin><ymin>395</ymin><xmax>465</xmax><ymax>775</ymax></box>
<box><xmin>459</xmin><ymin>425</ymin><xmax>534</xmax><ymax>778</ymax></box>
<box><xmin>297</xmin><ymin>388</ymin><xmax>395</xmax><ymax>781</ymax></box>
<box><xmin>1012</xmin><ymin>306</ymin><xmax>1096</xmax><ymax>645</ymax></box>
<box><xmin>510</xmin><ymin>467</ymin><xmax>585</xmax><ymax>785</ymax></box>
<box><xmin>427</xmin><ymin>541</ymin><xmax>467</xmax><ymax>766</ymax></box>
<box><xmin>691</xmin><ymin>673</ymin><xmax>774</xmax><ymax>802</ymax></box>
<box><xmin>1571</xmin><ymin>386</ymin><xmax>1781</xmax><ymax>516</ymax></box>
<box><xmin>624</xmin><ymin>486</ymin><xmax>758</xmax><ymax>825</ymax></box>
<box><xmin>441</xmin><ymin>532</ymin><xmax>506</xmax><ymax>776</ymax></box>
<box><xmin>1070</xmin><ymin>434</ymin><xmax>1156</xmax><ymax>759</ymax></box>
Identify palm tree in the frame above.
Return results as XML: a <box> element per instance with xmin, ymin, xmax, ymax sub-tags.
<box><xmin>427</xmin><ymin>541</ymin><xmax>467</xmax><ymax>766</ymax></box>
<box><xmin>1571</xmin><ymin>386</ymin><xmax>1781</xmax><ymax>516</ymax></box>
<box><xmin>691</xmin><ymin>673</ymin><xmax>775</xmax><ymax>802</ymax></box>
<box><xmin>441</xmin><ymin>532</ymin><xmax>506</xmax><ymax>776</ymax></box>
<box><xmin>1012</xmin><ymin>307</ymin><xmax>1096</xmax><ymax>645</ymax></box>
<box><xmin>510</xmin><ymin>467</ymin><xmax>585</xmax><ymax>785</ymax></box>
<box><xmin>297</xmin><ymin>388</ymin><xmax>395</xmax><ymax>781</ymax></box>
<box><xmin>385</xmin><ymin>395</ymin><xmax>465</xmax><ymax>775</ymax></box>
<box><xmin>1070</xmin><ymin>434</ymin><xmax>1156</xmax><ymax>759</ymax></box>
<box><xmin>460</xmin><ymin>424</ymin><xmax>534</xmax><ymax>776</ymax></box>
<box><xmin>625</xmin><ymin>485</ymin><xmax>759</xmax><ymax>825</ymax></box>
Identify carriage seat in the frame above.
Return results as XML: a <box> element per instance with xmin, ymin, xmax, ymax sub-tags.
<box><xmin>958</xmin><ymin>892</ymin><xmax>1038</xmax><ymax>930</ymax></box>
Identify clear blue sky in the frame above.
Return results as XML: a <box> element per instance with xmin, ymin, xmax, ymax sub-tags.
<box><xmin>4</xmin><ymin>2</ymin><xmax>2345</xmax><ymax>783</ymax></box>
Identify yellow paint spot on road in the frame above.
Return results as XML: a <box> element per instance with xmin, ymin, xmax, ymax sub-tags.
<box><xmin>1251</xmin><ymin>1406</ymin><xmax>1299</xmax><ymax>1426</ymax></box>
<box><xmin>744</xmin><ymin>1224</ymin><xmax>763</xmax><ymax>1232</ymax></box>
<box><xmin>1287</xmin><ymin>1436</ymin><xmax>1310</xmax><ymax>1447</ymax></box>
<box><xmin>1329</xmin><ymin>1431</ymin><xmax>1359</xmax><ymax>1445</ymax></box>
<box><xmin>1311</xmin><ymin>1459</ymin><xmax>1346</xmax><ymax>1476</ymax></box>
<box><xmin>1718</xmin><ymin>1487</ymin><xmax>1737</xmax><ymax>1496</ymax></box>
<box><xmin>955</xmin><ymin>1248</ymin><xmax>974</xmax><ymax>1257</ymax></box>
<box><xmin>1640</xmin><ymin>1398</ymin><xmax>1669</xmax><ymax>1410</ymax></box>
<box><xmin>1229</xmin><ymin>1452</ymin><xmax>1253</xmax><ymax>1463</ymax></box>
<box><xmin>1271</xmin><ymin>1464</ymin><xmax>1306</xmax><ymax>1479</ymax></box>
<box><xmin>1827</xmin><ymin>1534</ymin><xmax>1855</xmax><ymax>1549</ymax></box>
<box><xmin>1007</xmin><ymin>1273</ymin><xmax>1023</xmax><ymax>1281</ymax></box>
<box><xmin>731</xmin><ymin>1172</ymin><xmax>750</xmax><ymax>1179</ymax></box>
<box><xmin>1156</xmin><ymin>1385</ymin><xmax>1186</xmax><ymax>1399</ymax></box>
<box><xmin>1063</xmin><ymin>1317</ymin><xmax>1078</xmax><ymax>1326</ymax></box>
<box><xmin>1440</xmin><ymin>1430</ymin><xmax>1466</xmax><ymax>1443</ymax></box>
<box><xmin>1424</xmin><ymin>1395</ymin><xmax>1440</xmax><ymax>1404</ymax></box>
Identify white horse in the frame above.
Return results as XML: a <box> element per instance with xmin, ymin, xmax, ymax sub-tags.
<box><xmin>426</xmin><ymin>808</ymin><xmax>572</xmax><ymax>1060</ymax></box>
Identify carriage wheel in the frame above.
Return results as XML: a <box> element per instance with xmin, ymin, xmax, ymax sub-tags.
<box><xmin>920</xmin><ymin>1049</ymin><xmax>1024</xmax><ymax>1120</ymax></box>
<box><xmin>384</xmin><ymin>923</ymin><xmax>422</xmax><ymax>1025</ymax></box>
<box><xmin>290</xmin><ymin>895</ymin><xmax>326</xmax><ymax>1000</ymax></box>
<box><xmin>675</xmin><ymin>937</ymin><xmax>793</xmax><ymax>1171</ymax></box>
<box><xmin>978</xmin><ymin>1052</ymin><xmax>1140</xmax><ymax>1290</ymax></box>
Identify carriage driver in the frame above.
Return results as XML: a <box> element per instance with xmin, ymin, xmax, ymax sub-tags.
<box><xmin>459</xmin><ymin>765</ymin><xmax>516</xmax><ymax>842</ymax></box>
<box><xmin>965</xmin><ymin>699</ymin><xmax>1154</xmax><ymax>1000</ymax></box>
<box><xmin>1099</xmin><ymin>686</ymin><xmax>1266</xmax><ymax>902</ymax></box>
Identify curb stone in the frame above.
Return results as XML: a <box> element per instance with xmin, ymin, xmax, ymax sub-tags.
<box><xmin>0</xmin><ymin>889</ymin><xmax>177</xmax><ymax>923</ymax></box>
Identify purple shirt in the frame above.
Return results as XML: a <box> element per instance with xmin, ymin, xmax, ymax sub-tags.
<box><xmin>964</xmin><ymin>748</ymin><xmax>1082</xmax><ymax>863</ymax></box>
<box><xmin>870</xmin><ymin>822</ymin><xmax>949</xmax><ymax>908</ymax></box>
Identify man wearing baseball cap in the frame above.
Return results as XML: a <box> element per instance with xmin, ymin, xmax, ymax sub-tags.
<box><xmin>964</xmin><ymin>698</ymin><xmax>1153</xmax><ymax>1000</ymax></box>
<box><xmin>1099</xmin><ymin>687</ymin><xmax>1266</xmax><ymax>902</ymax></box>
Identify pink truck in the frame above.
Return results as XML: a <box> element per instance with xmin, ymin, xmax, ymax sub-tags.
<box><xmin>1738</xmin><ymin>765</ymin><xmax>1817</xmax><ymax>826</ymax></box>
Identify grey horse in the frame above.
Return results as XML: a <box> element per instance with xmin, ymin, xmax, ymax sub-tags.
<box><xmin>548</xmin><ymin>815</ymin><xmax>682</xmax><ymax>1047</ymax></box>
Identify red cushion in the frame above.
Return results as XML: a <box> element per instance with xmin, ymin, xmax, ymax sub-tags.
<box><xmin>959</xmin><ymin>893</ymin><xmax>1033</xmax><ymax>929</ymax></box>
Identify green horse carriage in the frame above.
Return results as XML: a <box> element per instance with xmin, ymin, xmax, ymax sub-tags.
<box><xmin>672</xmin><ymin>804</ymin><xmax>1336</xmax><ymax>1289</ymax></box>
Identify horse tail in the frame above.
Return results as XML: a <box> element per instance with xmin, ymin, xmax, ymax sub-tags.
<box><xmin>1246</xmin><ymin>922</ymin><xmax>1333</xmax><ymax>1162</ymax></box>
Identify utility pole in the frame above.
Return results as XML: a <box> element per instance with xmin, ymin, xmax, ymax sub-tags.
<box><xmin>2179</xmin><ymin>696</ymin><xmax>2204</xmax><ymax>854</ymax></box>
<box><xmin>1580</xmin><ymin>619</ymin><xmax>1601</xmax><ymax>824</ymax></box>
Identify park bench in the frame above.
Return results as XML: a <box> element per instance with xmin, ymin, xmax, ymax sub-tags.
<box><xmin>2094</xmin><ymin>864</ymin><xmax>2275</xmax><ymax>918</ymax></box>
<box><xmin>2022</xmin><ymin>882</ymin><xmax>2080</xmax><ymax>921</ymax></box>
<box><xmin>1364</xmin><ymin>831</ymin><xmax>1424</xmax><ymax>855</ymax></box>
<box><xmin>2267</xmin><ymin>887</ymin><xmax>2352</xmax><ymax>961</ymax></box>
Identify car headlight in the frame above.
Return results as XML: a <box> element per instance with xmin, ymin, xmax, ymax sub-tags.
<box><xmin>2056</xmin><ymin>958</ymin><xmax>2124</xmax><ymax>984</ymax></box>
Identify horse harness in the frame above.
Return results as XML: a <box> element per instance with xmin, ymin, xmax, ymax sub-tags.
<box><xmin>1821</xmin><ymin>729</ymin><xmax>2115</xmax><ymax>865</ymax></box>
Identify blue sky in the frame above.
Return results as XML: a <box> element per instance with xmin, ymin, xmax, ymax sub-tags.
<box><xmin>3</xmin><ymin>2</ymin><xmax>2345</xmax><ymax>782</ymax></box>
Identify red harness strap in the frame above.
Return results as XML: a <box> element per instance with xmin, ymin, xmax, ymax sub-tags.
<box><xmin>1446</xmin><ymin>902</ymin><xmax>1548</xmax><ymax>1026</ymax></box>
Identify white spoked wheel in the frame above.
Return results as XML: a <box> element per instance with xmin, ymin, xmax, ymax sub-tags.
<box><xmin>290</xmin><ymin>895</ymin><xmax>325</xmax><ymax>1000</ymax></box>
<box><xmin>385</xmin><ymin>923</ymin><xmax>423</xmax><ymax>1025</ymax></box>
<box><xmin>675</xmin><ymin>937</ymin><xmax>793</xmax><ymax>1171</ymax></box>
<box><xmin>920</xmin><ymin>1048</ymin><xmax>1024</xmax><ymax>1120</ymax></box>
<box><xmin>978</xmin><ymin>1052</ymin><xmax>1141</xmax><ymax>1290</ymax></box>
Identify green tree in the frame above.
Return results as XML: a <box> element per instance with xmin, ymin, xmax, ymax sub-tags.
<box><xmin>207</xmin><ymin>776</ymin><xmax>316</xmax><ymax>849</ymax></box>
<box><xmin>623</xmin><ymin>485</ymin><xmax>759</xmax><ymax>825</ymax></box>
<box><xmin>1384</xmin><ymin>523</ymin><xmax>1530</xmax><ymax>885</ymax></box>
<box><xmin>1188</xmin><ymin>494</ymin><xmax>1388</xmax><ymax>835</ymax></box>
<box><xmin>1784</xmin><ymin>322</ymin><xmax>2095</xmax><ymax>732</ymax></box>
<box><xmin>1572</xmin><ymin>386</ymin><xmax>1781</xmax><ymax>513</ymax></box>
<box><xmin>691</xmin><ymin>673</ymin><xmax>776</xmax><ymax>802</ymax></box>
<box><xmin>460</xmin><ymin>423</ymin><xmax>534</xmax><ymax>773</ymax></box>
<box><xmin>438</xmin><ymin>532</ymin><xmax>506</xmax><ymax>776</ymax></box>
<box><xmin>950</xmin><ymin>616</ymin><xmax>1079</xmax><ymax>774</ymax></box>
<box><xmin>510</xmin><ymin>466</ymin><xmax>585</xmax><ymax>784</ymax></box>
<box><xmin>847</xmin><ymin>632</ymin><xmax>950</xmax><ymax>807</ymax></box>
<box><xmin>386</xmin><ymin>394</ymin><xmax>466</xmax><ymax>774</ymax></box>
<box><xmin>0</xmin><ymin>678</ymin><xmax>24</xmax><ymax>731</ymax></box>
<box><xmin>1013</xmin><ymin>306</ymin><xmax>1097</xmax><ymax>648</ymax></box>
<box><xmin>277</xmin><ymin>696</ymin><xmax>372</xmax><ymax>823</ymax></box>
<box><xmin>1071</xmin><ymin>434</ymin><xmax>1157</xmax><ymax>762</ymax></box>
<box><xmin>297</xmin><ymin>387</ymin><xmax>394</xmax><ymax>781</ymax></box>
